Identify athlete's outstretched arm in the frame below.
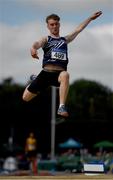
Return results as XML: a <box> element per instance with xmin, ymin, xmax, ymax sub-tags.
<box><xmin>66</xmin><ymin>11</ymin><xmax>102</xmax><ymax>43</ymax></box>
<box><xmin>30</xmin><ymin>36</ymin><xmax>47</xmax><ymax>59</ymax></box>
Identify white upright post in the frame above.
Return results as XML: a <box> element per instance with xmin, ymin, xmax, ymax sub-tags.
<box><xmin>51</xmin><ymin>86</ymin><xmax>56</xmax><ymax>160</ymax></box>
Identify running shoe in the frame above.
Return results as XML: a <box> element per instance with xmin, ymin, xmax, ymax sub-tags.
<box><xmin>57</xmin><ymin>105</ymin><xmax>69</xmax><ymax>117</ymax></box>
<box><xmin>30</xmin><ymin>74</ymin><xmax>37</xmax><ymax>81</ymax></box>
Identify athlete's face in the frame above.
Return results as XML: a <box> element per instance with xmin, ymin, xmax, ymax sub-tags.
<box><xmin>47</xmin><ymin>19</ymin><xmax>60</xmax><ymax>36</ymax></box>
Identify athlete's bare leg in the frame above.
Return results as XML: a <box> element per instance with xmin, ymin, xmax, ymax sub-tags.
<box><xmin>58</xmin><ymin>71</ymin><xmax>69</xmax><ymax>107</ymax></box>
<box><xmin>22</xmin><ymin>85</ymin><xmax>37</xmax><ymax>102</ymax></box>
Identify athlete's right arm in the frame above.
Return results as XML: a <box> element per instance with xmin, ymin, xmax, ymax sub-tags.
<box><xmin>30</xmin><ymin>36</ymin><xmax>47</xmax><ymax>59</ymax></box>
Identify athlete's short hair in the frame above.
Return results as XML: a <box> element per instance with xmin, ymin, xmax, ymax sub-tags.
<box><xmin>46</xmin><ymin>14</ymin><xmax>60</xmax><ymax>23</ymax></box>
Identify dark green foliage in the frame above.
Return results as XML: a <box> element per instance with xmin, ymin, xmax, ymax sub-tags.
<box><xmin>67</xmin><ymin>79</ymin><xmax>112</xmax><ymax>123</ymax></box>
<box><xmin>0</xmin><ymin>77</ymin><xmax>113</xmax><ymax>154</ymax></box>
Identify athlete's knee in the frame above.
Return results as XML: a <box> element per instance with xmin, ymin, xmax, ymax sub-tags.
<box><xmin>65</xmin><ymin>71</ymin><xmax>69</xmax><ymax>79</ymax></box>
<box><xmin>61</xmin><ymin>71</ymin><xmax>70</xmax><ymax>81</ymax></box>
<box><xmin>22</xmin><ymin>88</ymin><xmax>31</xmax><ymax>102</ymax></box>
<box><xmin>22</xmin><ymin>88</ymin><xmax>38</xmax><ymax>102</ymax></box>
<box><xmin>22</xmin><ymin>92</ymin><xmax>30</xmax><ymax>102</ymax></box>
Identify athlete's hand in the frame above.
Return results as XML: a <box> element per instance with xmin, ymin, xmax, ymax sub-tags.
<box><xmin>30</xmin><ymin>48</ymin><xmax>39</xmax><ymax>59</ymax></box>
<box><xmin>90</xmin><ymin>11</ymin><xmax>102</xmax><ymax>20</ymax></box>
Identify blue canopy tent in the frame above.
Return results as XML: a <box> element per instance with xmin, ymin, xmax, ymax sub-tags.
<box><xmin>59</xmin><ymin>138</ymin><xmax>83</xmax><ymax>148</ymax></box>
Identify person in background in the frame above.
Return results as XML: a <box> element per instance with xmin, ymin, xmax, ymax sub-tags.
<box><xmin>25</xmin><ymin>132</ymin><xmax>38</xmax><ymax>175</ymax></box>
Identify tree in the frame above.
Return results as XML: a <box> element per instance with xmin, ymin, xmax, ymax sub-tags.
<box><xmin>67</xmin><ymin>79</ymin><xmax>113</xmax><ymax>123</ymax></box>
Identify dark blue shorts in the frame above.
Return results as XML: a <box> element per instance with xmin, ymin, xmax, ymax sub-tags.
<box><xmin>28</xmin><ymin>70</ymin><xmax>62</xmax><ymax>94</ymax></box>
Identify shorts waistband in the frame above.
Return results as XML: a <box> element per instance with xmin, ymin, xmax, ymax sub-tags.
<box><xmin>43</xmin><ymin>68</ymin><xmax>63</xmax><ymax>73</ymax></box>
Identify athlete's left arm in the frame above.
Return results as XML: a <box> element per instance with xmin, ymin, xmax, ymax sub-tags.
<box><xmin>65</xmin><ymin>11</ymin><xmax>102</xmax><ymax>43</ymax></box>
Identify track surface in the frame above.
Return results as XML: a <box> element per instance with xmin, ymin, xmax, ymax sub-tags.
<box><xmin>0</xmin><ymin>174</ymin><xmax>113</xmax><ymax>180</ymax></box>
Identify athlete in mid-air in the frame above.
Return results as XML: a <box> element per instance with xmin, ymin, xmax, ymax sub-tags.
<box><xmin>22</xmin><ymin>11</ymin><xmax>102</xmax><ymax>117</ymax></box>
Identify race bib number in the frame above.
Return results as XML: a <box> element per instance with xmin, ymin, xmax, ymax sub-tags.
<box><xmin>51</xmin><ymin>51</ymin><xmax>66</xmax><ymax>60</ymax></box>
